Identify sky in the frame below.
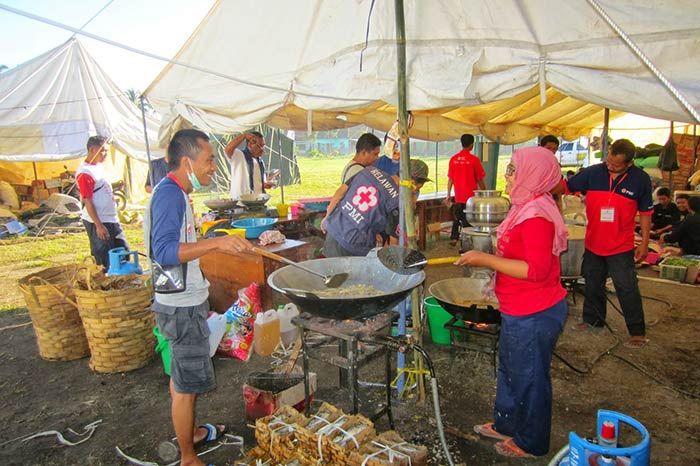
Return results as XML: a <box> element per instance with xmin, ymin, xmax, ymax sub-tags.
<box><xmin>0</xmin><ymin>0</ymin><xmax>215</xmax><ymax>91</ymax></box>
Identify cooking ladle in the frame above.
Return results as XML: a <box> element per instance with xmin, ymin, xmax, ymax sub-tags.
<box><xmin>251</xmin><ymin>247</ymin><xmax>349</xmax><ymax>288</ymax></box>
<box><xmin>377</xmin><ymin>246</ymin><xmax>460</xmax><ymax>275</ymax></box>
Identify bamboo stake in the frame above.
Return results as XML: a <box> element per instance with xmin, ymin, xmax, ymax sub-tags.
<box><xmin>394</xmin><ymin>0</ymin><xmax>425</xmax><ymax>402</ymax></box>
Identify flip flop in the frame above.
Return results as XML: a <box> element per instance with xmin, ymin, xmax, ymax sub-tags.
<box><xmin>494</xmin><ymin>438</ymin><xmax>534</xmax><ymax>458</ymax></box>
<box><xmin>193</xmin><ymin>423</ymin><xmax>227</xmax><ymax>449</ymax></box>
<box><xmin>624</xmin><ymin>336</ymin><xmax>649</xmax><ymax>348</ymax></box>
<box><xmin>473</xmin><ymin>422</ymin><xmax>511</xmax><ymax>441</ymax></box>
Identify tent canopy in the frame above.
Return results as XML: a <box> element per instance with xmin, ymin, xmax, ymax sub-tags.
<box><xmin>0</xmin><ymin>38</ymin><xmax>163</xmax><ymax>162</ymax></box>
<box><xmin>146</xmin><ymin>0</ymin><xmax>700</xmax><ymax>143</ymax></box>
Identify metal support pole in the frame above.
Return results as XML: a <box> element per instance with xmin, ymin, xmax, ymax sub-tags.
<box><xmin>276</xmin><ymin>127</ymin><xmax>285</xmax><ymax>204</ymax></box>
<box><xmin>139</xmin><ymin>95</ymin><xmax>154</xmax><ymax>189</ymax></box>
<box><xmin>434</xmin><ymin>141</ymin><xmax>439</xmax><ymax>193</ymax></box>
<box><xmin>601</xmin><ymin>108</ymin><xmax>610</xmax><ymax>162</ymax></box>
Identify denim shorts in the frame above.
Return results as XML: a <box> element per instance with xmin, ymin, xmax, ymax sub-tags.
<box><xmin>154</xmin><ymin>301</ymin><xmax>215</xmax><ymax>394</ymax></box>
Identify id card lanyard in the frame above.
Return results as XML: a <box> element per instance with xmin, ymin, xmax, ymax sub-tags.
<box><xmin>601</xmin><ymin>171</ymin><xmax>629</xmax><ymax>223</ymax></box>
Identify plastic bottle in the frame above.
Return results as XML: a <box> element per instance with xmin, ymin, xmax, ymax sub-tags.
<box><xmin>253</xmin><ymin>310</ymin><xmax>281</xmax><ymax>356</ymax></box>
<box><xmin>278</xmin><ymin>303</ymin><xmax>300</xmax><ymax>346</ymax></box>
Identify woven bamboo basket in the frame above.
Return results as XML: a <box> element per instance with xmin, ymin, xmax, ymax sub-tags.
<box><xmin>74</xmin><ymin>274</ymin><xmax>155</xmax><ymax>373</ymax></box>
<box><xmin>18</xmin><ymin>264</ymin><xmax>90</xmax><ymax>361</ymax></box>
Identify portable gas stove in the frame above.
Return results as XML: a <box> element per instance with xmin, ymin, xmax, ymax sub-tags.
<box><xmin>444</xmin><ymin>307</ymin><xmax>500</xmax><ymax>377</ymax></box>
<box><xmin>293</xmin><ymin>311</ymin><xmax>395</xmax><ymax>428</ymax></box>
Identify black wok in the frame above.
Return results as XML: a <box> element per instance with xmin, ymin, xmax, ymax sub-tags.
<box><xmin>267</xmin><ymin>257</ymin><xmax>425</xmax><ymax>320</ymax></box>
<box><xmin>428</xmin><ymin>277</ymin><xmax>501</xmax><ymax>324</ymax></box>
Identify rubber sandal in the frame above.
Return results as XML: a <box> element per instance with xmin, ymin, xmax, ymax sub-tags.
<box><xmin>570</xmin><ymin>322</ymin><xmax>604</xmax><ymax>333</ymax></box>
<box><xmin>193</xmin><ymin>423</ymin><xmax>227</xmax><ymax>449</ymax></box>
<box><xmin>473</xmin><ymin>422</ymin><xmax>511</xmax><ymax>441</ymax></box>
<box><xmin>624</xmin><ymin>336</ymin><xmax>649</xmax><ymax>348</ymax></box>
<box><xmin>494</xmin><ymin>438</ymin><xmax>534</xmax><ymax>458</ymax></box>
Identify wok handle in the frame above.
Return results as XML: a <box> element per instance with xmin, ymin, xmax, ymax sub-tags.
<box><xmin>251</xmin><ymin>247</ymin><xmax>327</xmax><ymax>280</ymax></box>
<box><xmin>427</xmin><ymin>256</ymin><xmax>461</xmax><ymax>266</ymax></box>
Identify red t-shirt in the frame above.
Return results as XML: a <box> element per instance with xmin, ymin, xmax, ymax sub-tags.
<box><xmin>447</xmin><ymin>149</ymin><xmax>485</xmax><ymax>203</ymax></box>
<box><xmin>495</xmin><ymin>217</ymin><xmax>567</xmax><ymax>316</ymax></box>
<box><xmin>76</xmin><ymin>161</ymin><xmax>97</xmax><ymax>199</ymax></box>
<box><xmin>566</xmin><ymin>164</ymin><xmax>653</xmax><ymax>256</ymax></box>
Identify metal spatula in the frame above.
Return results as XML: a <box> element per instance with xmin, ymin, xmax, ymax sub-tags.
<box><xmin>377</xmin><ymin>246</ymin><xmax>460</xmax><ymax>275</ymax></box>
<box><xmin>251</xmin><ymin>247</ymin><xmax>348</xmax><ymax>288</ymax></box>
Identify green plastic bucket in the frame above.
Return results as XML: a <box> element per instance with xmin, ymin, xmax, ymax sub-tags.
<box><xmin>153</xmin><ymin>326</ymin><xmax>171</xmax><ymax>376</ymax></box>
<box><xmin>424</xmin><ymin>297</ymin><xmax>453</xmax><ymax>345</ymax></box>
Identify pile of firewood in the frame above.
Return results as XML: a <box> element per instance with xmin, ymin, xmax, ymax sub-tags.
<box><xmin>235</xmin><ymin>403</ymin><xmax>427</xmax><ymax>466</ymax></box>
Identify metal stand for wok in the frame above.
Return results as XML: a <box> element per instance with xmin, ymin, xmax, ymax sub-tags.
<box><xmin>444</xmin><ymin>305</ymin><xmax>501</xmax><ymax>377</ymax></box>
<box><xmin>561</xmin><ymin>275</ymin><xmax>585</xmax><ymax>305</ymax></box>
<box><xmin>294</xmin><ymin>313</ymin><xmax>395</xmax><ymax>428</ymax></box>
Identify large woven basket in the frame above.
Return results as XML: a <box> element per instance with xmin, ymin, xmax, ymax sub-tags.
<box><xmin>74</xmin><ymin>275</ymin><xmax>155</xmax><ymax>373</ymax></box>
<box><xmin>18</xmin><ymin>265</ymin><xmax>90</xmax><ymax>361</ymax></box>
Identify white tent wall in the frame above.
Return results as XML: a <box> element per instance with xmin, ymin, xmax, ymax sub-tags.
<box><xmin>145</xmin><ymin>0</ymin><xmax>700</xmax><ymax>143</ymax></box>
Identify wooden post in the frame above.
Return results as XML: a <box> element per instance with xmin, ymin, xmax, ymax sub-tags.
<box><xmin>394</xmin><ymin>0</ymin><xmax>425</xmax><ymax>402</ymax></box>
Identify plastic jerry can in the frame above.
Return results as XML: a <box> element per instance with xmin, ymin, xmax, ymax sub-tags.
<box><xmin>278</xmin><ymin>303</ymin><xmax>300</xmax><ymax>346</ymax></box>
<box><xmin>254</xmin><ymin>310</ymin><xmax>281</xmax><ymax>356</ymax></box>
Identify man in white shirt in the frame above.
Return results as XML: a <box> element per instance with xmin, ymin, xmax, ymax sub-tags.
<box><xmin>224</xmin><ymin>131</ymin><xmax>276</xmax><ymax>200</ymax></box>
<box><xmin>76</xmin><ymin>135</ymin><xmax>127</xmax><ymax>269</ymax></box>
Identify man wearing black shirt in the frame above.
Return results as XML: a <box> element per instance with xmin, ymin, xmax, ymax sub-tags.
<box><xmin>651</xmin><ymin>187</ymin><xmax>680</xmax><ymax>238</ymax></box>
<box><xmin>676</xmin><ymin>194</ymin><xmax>690</xmax><ymax>223</ymax></box>
<box><xmin>661</xmin><ymin>196</ymin><xmax>700</xmax><ymax>255</ymax></box>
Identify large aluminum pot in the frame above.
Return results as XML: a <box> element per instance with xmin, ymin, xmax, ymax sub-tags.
<box><xmin>465</xmin><ymin>190</ymin><xmax>511</xmax><ymax>232</ymax></box>
<box><xmin>560</xmin><ymin>225</ymin><xmax>586</xmax><ymax>277</ymax></box>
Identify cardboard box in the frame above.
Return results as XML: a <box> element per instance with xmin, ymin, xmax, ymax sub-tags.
<box><xmin>11</xmin><ymin>184</ymin><xmax>30</xmax><ymax>196</ymax></box>
<box><xmin>244</xmin><ymin>372</ymin><xmax>317</xmax><ymax>421</ymax></box>
<box><xmin>33</xmin><ymin>188</ymin><xmax>50</xmax><ymax>203</ymax></box>
<box><xmin>44</xmin><ymin>179</ymin><xmax>63</xmax><ymax>189</ymax></box>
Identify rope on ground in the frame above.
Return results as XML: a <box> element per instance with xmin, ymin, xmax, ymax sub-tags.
<box><xmin>0</xmin><ymin>322</ymin><xmax>31</xmax><ymax>332</ymax></box>
<box><xmin>20</xmin><ymin>420</ymin><xmax>102</xmax><ymax>447</ymax></box>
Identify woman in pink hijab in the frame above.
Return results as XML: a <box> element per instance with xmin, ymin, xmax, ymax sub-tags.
<box><xmin>457</xmin><ymin>146</ymin><xmax>568</xmax><ymax>458</ymax></box>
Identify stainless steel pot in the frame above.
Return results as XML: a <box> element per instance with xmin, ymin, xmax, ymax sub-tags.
<box><xmin>465</xmin><ymin>190</ymin><xmax>511</xmax><ymax>232</ymax></box>
<box><xmin>560</xmin><ymin>225</ymin><xmax>586</xmax><ymax>278</ymax></box>
<box><xmin>560</xmin><ymin>238</ymin><xmax>585</xmax><ymax>277</ymax></box>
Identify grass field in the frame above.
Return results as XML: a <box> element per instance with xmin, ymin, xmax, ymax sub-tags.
<box><xmin>195</xmin><ymin>154</ymin><xmax>511</xmax><ymax>210</ymax></box>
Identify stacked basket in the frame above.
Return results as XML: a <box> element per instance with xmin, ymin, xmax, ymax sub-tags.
<box><xmin>74</xmin><ymin>274</ymin><xmax>155</xmax><ymax>373</ymax></box>
<box><xmin>18</xmin><ymin>265</ymin><xmax>90</xmax><ymax>361</ymax></box>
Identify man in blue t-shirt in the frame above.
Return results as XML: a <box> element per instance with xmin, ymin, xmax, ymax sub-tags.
<box><xmin>146</xmin><ymin>129</ymin><xmax>253</xmax><ymax>466</ymax></box>
<box><xmin>321</xmin><ymin>159</ymin><xmax>431</xmax><ymax>257</ymax></box>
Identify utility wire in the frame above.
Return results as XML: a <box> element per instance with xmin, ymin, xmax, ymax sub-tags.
<box><xmin>70</xmin><ymin>0</ymin><xmax>114</xmax><ymax>39</ymax></box>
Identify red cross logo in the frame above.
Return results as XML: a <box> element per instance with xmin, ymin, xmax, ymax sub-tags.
<box><xmin>351</xmin><ymin>185</ymin><xmax>378</xmax><ymax>212</ymax></box>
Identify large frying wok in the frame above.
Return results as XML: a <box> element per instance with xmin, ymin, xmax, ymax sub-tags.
<box><xmin>428</xmin><ymin>277</ymin><xmax>501</xmax><ymax>324</ymax></box>
<box><xmin>267</xmin><ymin>257</ymin><xmax>425</xmax><ymax>320</ymax></box>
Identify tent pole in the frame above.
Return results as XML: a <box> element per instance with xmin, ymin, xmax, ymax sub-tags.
<box><xmin>435</xmin><ymin>141</ymin><xmax>439</xmax><ymax>193</ymax></box>
<box><xmin>277</xmin><ymin>127</ymin><xmax>284</xmax><ymax>204</ymax></box>
<box><xmin>139</xmin><ymin>95</ymin><xmax>154</xmax><ymax>188</ymax></box>
<box><xmin>394</xmin><ymin>0</ymin><xmax>425</xmax><ymax>403</ymax></box>
<box><xmin>601</xmin><ymin>108</ymin><xmax>610</xmax><ymax>162</ymax></box>
<box><xmin>32</xmin><ymin>162</ymin><xmax>38</xmax><ymax>181</ymax></box>
<box><xmin>693</xmin><ymin>125</ymin><xmax>699</xmax><ymax>177</ymax></box>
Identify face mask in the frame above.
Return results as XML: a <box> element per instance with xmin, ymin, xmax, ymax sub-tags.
<box><xmin>186</xmin><ymin>160</ymin><xmax>203</xmax><ymax>191</ymax></box>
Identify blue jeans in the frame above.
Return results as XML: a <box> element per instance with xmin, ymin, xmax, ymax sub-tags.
<box><xmin>493</xmin><ymin>299</ymin><xmax>567</xmax><ymax>456</ymax></box>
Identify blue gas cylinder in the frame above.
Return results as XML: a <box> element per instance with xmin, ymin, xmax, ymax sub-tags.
<box><xmin>107</xmin><ymin>247</ymin><xmax>143</xmax><ymax>276</ymax></box>
<box><xmin>552</xmin><ymin>410</ymin><xmax>650</xmax><ymax>466</ymax></box>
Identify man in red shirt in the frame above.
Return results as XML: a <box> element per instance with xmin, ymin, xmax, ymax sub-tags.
<box><xmin>566</xmin><ymin>139</ymin><xmax>652</xmax><ymax>348</ymax></box>
<box><xmin>445</xmin><ymin>134</ymin><xmax>486</xmax><ymax>245</ymax></box>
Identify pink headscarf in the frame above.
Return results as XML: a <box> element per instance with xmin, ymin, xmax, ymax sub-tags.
<box><xmin>496</xmin><ymin>146</ymin><xmax>568</xmax><ymax>255</ymax></box>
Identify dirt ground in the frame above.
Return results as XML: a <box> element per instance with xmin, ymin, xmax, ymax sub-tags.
<box><xmin>0</xmin><ymin>237</ymin><xmax>698</xmax><ymax>465</ymax></box>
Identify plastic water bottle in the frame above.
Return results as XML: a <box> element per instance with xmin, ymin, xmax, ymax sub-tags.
<box><xmin>254</xmin><ymin>310</ymin><xmax>281</xmax><ymax>356</ymax></box>
<box><xmin>278</xmin><ymin>303</ymin><xmax>300</xmax><ymax>346</ymax></box>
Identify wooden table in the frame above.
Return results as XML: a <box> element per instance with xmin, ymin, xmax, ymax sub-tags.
<box><xmin>416</xmin><ymin>191</ymin><xmax>452</xmax><ymax>250</ymax></box>
<box><xmin>200</xmin><ymin>239</ymin><xmax>315</xmax><ymax>312</ymax></box>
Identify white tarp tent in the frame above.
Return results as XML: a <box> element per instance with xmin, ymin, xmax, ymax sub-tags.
<box><xmin>145</xmin><ymin>0</ymin><xmax>700</xmax><ymax>144</ymax></box>
<box><xmin>0</xmin><ymin>38</ymin><xmax>163</xmax><ymax>200</ymax></box>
